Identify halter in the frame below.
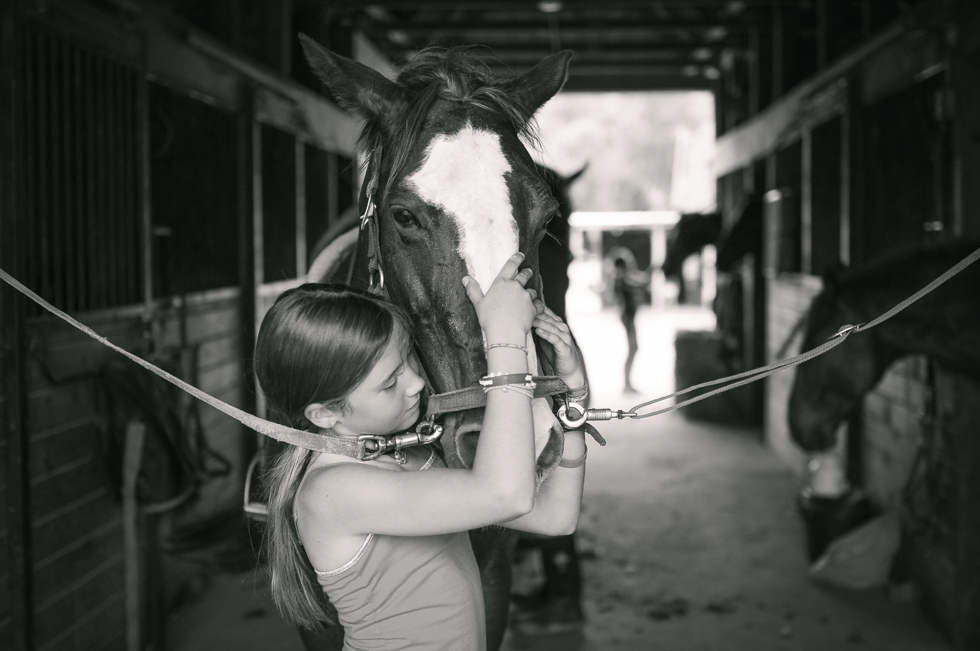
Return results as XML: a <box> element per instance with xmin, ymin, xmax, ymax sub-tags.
<box><xmin>354</xmin><ymin>150</ymin><xmax>606</xmax><ymax>451</ymax></box>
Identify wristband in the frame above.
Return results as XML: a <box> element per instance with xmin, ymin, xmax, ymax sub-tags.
<box><xmin>483</xmin><ymin>384</ymin><xmax>534</xmax><ymax>399</ymax></box>
<box><xmin>566</xmin><ymin>379</ymin><xmax>589</xmax><ymax>403</ymax></box>
<box><xmin>485</xmin><ymin>342</ymin><xmax>527</xmax><ymax>354</ymax></box>
<box><xmin>558</xmin><ymin>448</ymin><xmax>587</xmax><ymax>468</ymax></box>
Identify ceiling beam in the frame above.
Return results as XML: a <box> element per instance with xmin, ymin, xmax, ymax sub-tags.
<box><xmin>485</xmin><ymin>48</ymin><xmax>723</xmax><ymax>64</ymax></box>
<box><xmin>326</xmin><ymin>0</ymin><xmax>775</xmax><ymax>8</ymax></box>
<box><xmin>386</xmin><ymin>19</ymin><xmax>759</xmax><ymax>31</ymax></box>
<box><xmin>383</xmin><ymin>27</ymin><xmax>742</xmax><ymax>46</ymax></box>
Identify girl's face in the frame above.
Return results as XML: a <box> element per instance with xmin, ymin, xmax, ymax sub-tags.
<box><xmin>333</xmin><ymin>326</ymin><xmax>426</xmax><ymax>436</ymax></box>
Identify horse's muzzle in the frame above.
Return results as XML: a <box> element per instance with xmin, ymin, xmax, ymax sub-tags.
<box><xmin>442</xmin><ymin>399</ymin><xmax>565</xmax><ymax>487</ymax></box>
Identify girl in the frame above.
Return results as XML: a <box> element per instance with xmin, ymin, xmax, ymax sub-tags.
<box><xmin>254</xmin><ymin>252</ymin><xmax>588</xmax><ymax>650</ymax></box>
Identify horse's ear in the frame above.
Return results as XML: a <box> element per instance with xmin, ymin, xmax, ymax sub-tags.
<box><xmin>299</xmin><ymin>34</ymin><xmax>404</xmax><ymax>119</ymax></box>
<box><xmin>821</xmin><ymin>262</ymin><xmax>849</xmax><ymax>293</ymax></box>
<box><xmin>508</xmin><ymin>50</ymin><xmax>573</xmax><ymax>116</ymax></box>
<box><xmin>561</xmin><ymin>162</ymin><xmax>588</xmax><ymax>188</ymax></box>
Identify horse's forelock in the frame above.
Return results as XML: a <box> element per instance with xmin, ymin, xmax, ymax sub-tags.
<box><xmin>358</xmin><ymin>47</ymin><xmax>542</xmax><ymax>205</ymax></box>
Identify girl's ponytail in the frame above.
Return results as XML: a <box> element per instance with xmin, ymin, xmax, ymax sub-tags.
<box><xmin>265</xmin><ymin>445</ymin><xmax>337</xmax><ymax>630</ymax></box>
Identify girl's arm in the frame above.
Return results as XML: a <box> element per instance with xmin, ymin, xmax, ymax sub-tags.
<box><xmin>500</xmin><ymin>303</ymin><xmax>588</xmax><ymax>536</ymax></box>
<box><xmin>500</xmin><ymin>429</ymin><xmax>586</xmax><ymax>536</ymax></box>
<box><xmin>297</xmin><ymin>253</ymin><xmax>540</xmax><ymax>537</ymax></box>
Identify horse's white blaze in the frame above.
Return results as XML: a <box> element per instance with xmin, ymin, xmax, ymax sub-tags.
<box><xmin>407</xmin><ymin>124</ymin><xmax>517</xmax><ymax>293</ymax></box>
<box><xmin>408</xmin><ymin>124</ymin><xmax>558</xmax><ymax>453</ymax></box>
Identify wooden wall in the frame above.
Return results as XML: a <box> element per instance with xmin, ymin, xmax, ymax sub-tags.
<box><xmin>0</xmin><ymin>1</ymin><xmax>360</xmax><ymax>648</ymax></box>
<box><xmin>15</xmin><ymin>288</ymin><xmax>248</xmax><ymax>651</ymax></box>
<box><xmin>763</xmin><ymin>275</ymin><xmax>823</xmax><ymax>474</ymax></box>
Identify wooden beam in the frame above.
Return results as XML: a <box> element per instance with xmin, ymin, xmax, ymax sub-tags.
<box><xmin>397</xmin><ymin>26</ymin><xmax>742</xmax><ymax>46</ymax></box>
<box><xmin>388</xmin><ymin>19</ymin><xmax>760</xmax><ymax>32</ymax></box>
<box><xmin>0</xmin><ymin>5</ymin><xmax>31</xmax><ymax>649</ymax></box>
<box><xmin>328</xmin><ymin>0</ymin><xmax>780</xmax><ymax>7</ymax></box>
<box><xmin>480</xmin><ymin>45</ymin><xmax>725</xmax><ymax>60</ymax></box>
<box><xmin>561</xmin><ymin>72</ymin><xmax>713</xmax><ymax>91</ymax></box>
<box><xmin>715</xmin><ymin>21</ymin><xmax>902</xmax><ymax>177</ymax></box>
<box><xmin>951</xmin><ymin>1</ymin><xmax>980</xmax><ymax>240</ymax></box>
<box><xmin>295</xmin><ymin>139</ymin><xmax>306</xmax><ymax>278</ymax></box>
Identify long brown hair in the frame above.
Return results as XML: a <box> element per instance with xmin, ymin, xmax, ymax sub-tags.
<box><xmin>254</xmin><ymin>283</ymin><xmax>411</xmax><ymax>630</ymax></box>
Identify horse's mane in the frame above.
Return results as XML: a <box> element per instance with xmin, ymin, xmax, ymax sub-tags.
<box><xmin>358</xmin><ymin>46</ymin><xmax>541</xmax><ymax>201</ymax></box>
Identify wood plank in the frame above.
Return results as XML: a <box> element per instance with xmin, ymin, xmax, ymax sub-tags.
<box><xmin>34</xmin><ymin>581</ymin><xmax>124</xmax><ymax>651</ymax></box>
<box><xmin>32</xmin><ymin>522</ymin><xmax>122</xmax><ymax>608</ymax></box>
<box><xmin>25</xmin><ymin>332</ymin><xmax>144</xmax><ymax>391</ymax></box>
<box><xmin>198</xmin><ymin>359</ymin><xmax>241</xmax><ymax>396</ymax></box>
<box><xmin>27</xmin><ymin>381</ymin><xmax>95</xmax><ymax>436</ymax></box>
<box><xmin>30</xmin><ymin>421</ymin><xmax>100</xmax><ymax>483</ymax></box>
<box><xmin>197</xmin><ymin>334</ymin><xmax>241</xmax><ymax>372</ymax></box>
<box><xmin>29</xmin><ymin>458</ymin><xmax>109</xmax><ymax>521</ymax></box>
<box><xmin>31</xmin><ymin>488</ymin><xmax>116</xmax><ymax>560</ymax></box>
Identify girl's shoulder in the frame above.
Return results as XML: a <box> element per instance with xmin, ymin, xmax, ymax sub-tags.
<box><xmin>296</xmin><ymin>447</ymin><xmax>436</xmax><ymax>513</ymax></box>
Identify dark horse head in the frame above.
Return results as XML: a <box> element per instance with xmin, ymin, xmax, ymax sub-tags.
<box><xmin>788</xmin><ymin>240</ymin><xmax>980</xmax><ymax>452</ymax></box>
<box><xmin>662</xmin><ymin>211</ymin><xmax>722</xmax><ymax>280</ymax></box>
<box><xmin>300</xmin><ymin>37</ymin><xmax>571</xmax><ymax>480</ymax></box>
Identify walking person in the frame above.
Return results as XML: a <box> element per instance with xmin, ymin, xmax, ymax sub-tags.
<box><xmin>611</xmin><ymin>252</ymin><xmax>649</xmax><ymax>394</ymax></box>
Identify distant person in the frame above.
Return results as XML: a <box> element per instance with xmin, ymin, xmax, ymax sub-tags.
<box><xmin>612</xmin><ymin>253</ymin><xmax>649</xmax><ymax>394</ymax></box>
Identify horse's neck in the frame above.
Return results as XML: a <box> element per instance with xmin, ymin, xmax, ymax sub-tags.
<box><xmin>850</xmin><ymin>265</ymin><xmax>980</xmax><ymax>375</ymax></box>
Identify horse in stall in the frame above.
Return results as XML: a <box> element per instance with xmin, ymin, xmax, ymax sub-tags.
<box><xmin>788</xmin><ymin>241</ymin><xmax>980</xmax><ymax>489</ymax></box>
<box><xmin>298</xmin><ymin>37</ymin><xmax>574</xmax><ymax>650</ymax></box>
<box><xmin>662</xmin><ymin>211</ymin><xmax>721</xmax><ymax>304</ymax></box>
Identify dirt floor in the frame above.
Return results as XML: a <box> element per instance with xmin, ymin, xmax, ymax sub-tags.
<box><xmin>167</xmin><ymin>306</ymin><xmax>951</xmax><ymax>651</ymax></box>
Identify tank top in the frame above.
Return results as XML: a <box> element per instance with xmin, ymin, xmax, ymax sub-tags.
<box><xmin>302</xmin><ymin>450</ymin><xmax>486</xmax><ymax>651</ymax></box>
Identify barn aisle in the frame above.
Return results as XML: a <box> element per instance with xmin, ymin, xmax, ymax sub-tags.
<box><xmin>502</xmin><ymin>305</ymin><xmax>950</xmax><ymax>651</ymax></box>
<box><xmin>165</xmin><ymin>305</ymin><xmax>950</xmax><ymax>651</ymax></box>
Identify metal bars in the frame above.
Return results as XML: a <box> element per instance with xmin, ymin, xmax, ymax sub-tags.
<box><xmin>18</xmin><ymin>26</ymin><xmax>142</xmax><ymax>315</ymax></box>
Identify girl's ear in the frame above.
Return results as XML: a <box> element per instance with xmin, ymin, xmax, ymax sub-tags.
<box><xmin>299</xmin><ymin>33</ymin><xmax>405</xmax><ymax>120</ymax></box>
<box><xmin>304</xmin><ymin>402</ymin><xmax>340</xmax><ymax>430</ymax></box>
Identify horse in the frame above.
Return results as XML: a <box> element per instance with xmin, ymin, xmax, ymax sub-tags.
<box><xmin>788</xmin><ymin>240</ymin><xmax>980</xmax><ymax>454</ymax></box>
<box><xmin>531</xmin><ymin>163</ymin><xmax>585</xmax><ymax>321</ymax></box>
<box><xmin>662</xmin><ymin>211</ymin><xmax>721</xmax><ymax>303</ymax></box>
<box><xmin>306</xmin><ymin>164</ymin><xmax>586</xmax><ymax>319</ymax></box>
<box><xmin>299</xmin><ymin>37</ymin><xmax>573</xmax><ymax>650</ymax></box>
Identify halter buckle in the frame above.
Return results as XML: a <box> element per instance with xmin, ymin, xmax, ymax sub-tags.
<box><xmin>368</xmin><ymin>265</ymin><xmax>385</xmax><ymax>292</ymax></box>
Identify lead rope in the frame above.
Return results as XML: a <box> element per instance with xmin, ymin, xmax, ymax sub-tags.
<box><xmin>2</xmin><ymin>244</ymin><xmax>977</xmax><ymax>435</ymax></box>
<box><xmin>562</xmin><ymin>245</ymin><xmax>980</xmax><ymax>426</ymax></box>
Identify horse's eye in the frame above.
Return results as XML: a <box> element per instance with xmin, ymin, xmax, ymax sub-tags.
<box><xmin>392</xmin><ymin>208</ymin><xmax>418</xmax><ymax>227</ymax></box>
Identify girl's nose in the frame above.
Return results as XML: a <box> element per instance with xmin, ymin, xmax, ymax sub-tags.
<box><xmin>405</xmin><ymin>367</ymin><xmax>426</xmax><ymax>397</ymax></box>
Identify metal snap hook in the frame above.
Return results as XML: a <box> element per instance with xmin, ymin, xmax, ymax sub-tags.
<box><xmin>557</xmin><ymin>401</ymin><xmax>588</xmax><ymax>429</ymax></box>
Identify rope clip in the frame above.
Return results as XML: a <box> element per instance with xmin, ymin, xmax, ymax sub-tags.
<box><xmin>828</xmin><ymin>323</ymin><xmax>864</xmax><ymax>340</ymax></box>
<box><xmin>357</xmin><ymin>416</ymin><xmax>443</xmax><ymax>461</ymax></box>
<box><xmin>557</xmin><ymin>403</ymin><xmax>638</xmax><ymax>429</ymax></box>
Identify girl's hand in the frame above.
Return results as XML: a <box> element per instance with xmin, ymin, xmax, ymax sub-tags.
<box><xmin>532</xmin><ymin>303</ymin><xmax>586</xmax><ymax>388</ymax></box>
<box><xmin>463</xmin><ymin>252</ymin><xmax>536</xmax><ymax>342</ymax></box>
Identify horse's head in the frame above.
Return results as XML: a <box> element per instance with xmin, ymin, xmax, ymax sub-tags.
<box><xmin>662</xmin><ymin>212</ymin><xmax>722</xmax><ymax>280</ymax></box>
<box><xmin>301</xmin><ymin>37</ymin><xmax>571</xmax><ymax>480</ymax></box>
<box><xmin>787</xmin><ymin>276</ymin><xmax>887</xmax><ymax>452</ymax></box>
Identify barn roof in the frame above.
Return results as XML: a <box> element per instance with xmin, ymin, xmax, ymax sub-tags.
<box><xmin>322</xmin><ymin>1</ymin><xmax>767</xmax><ymax>91</ymax></box>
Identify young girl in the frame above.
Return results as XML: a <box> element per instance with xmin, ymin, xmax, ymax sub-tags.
<box><xmin>254</xmin><ymin>252</ymin><xmax>588</xmax><ymax>650</ymax></box>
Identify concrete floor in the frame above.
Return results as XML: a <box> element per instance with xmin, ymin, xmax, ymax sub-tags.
<box><xmin>168</xmin><ymin>306</ymin><xmax>950</xmax><ymax>651</ymax></box>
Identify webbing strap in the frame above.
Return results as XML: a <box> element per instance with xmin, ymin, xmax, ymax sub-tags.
<box><xmin>427</xmin><ymin>376</ymin><xmax>569</xmax><ymax>416</ymax></box>
<box><xmin>0</xmin><ymin>268</ymin><xmax>371</xmax><ymax>458</ymax></box>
